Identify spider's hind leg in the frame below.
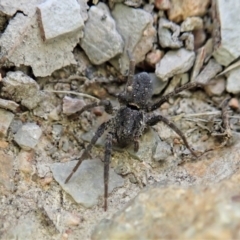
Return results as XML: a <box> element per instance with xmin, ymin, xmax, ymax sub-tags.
<box><xmin>146</xmin><ymin>114</ymin><xmax>198</xmax><ymax>157</ymax></box>
<box><xmin>65</xmin><ymin>120</ymin><xmax>111</xmax><ymax>184</ymax></box>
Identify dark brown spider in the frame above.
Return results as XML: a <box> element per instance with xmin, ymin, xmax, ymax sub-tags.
<box><xmin>64</xmin><ymin>51</ymin><xmax>204</xmax><ymax>211</ymax></box>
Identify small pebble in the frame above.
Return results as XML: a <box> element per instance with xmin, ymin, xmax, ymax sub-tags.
<box><xmin>40</xmin><ymin>177</ymin><xmax>53</xmax><ymax>186</ymax></box>
<box><xmin>229</xmin><ymin>98</ymin><xmax>239</xmax><ymax>110</ymax></box>
<box><xmin>64</xmin><ymin>212</ymin><xmax>81</xmax><ymax>226</ymax></box>
<box><xmin>146</xmin><ymin>49</ymin><xmax>163</xmax><ymax>67</ymax></box>
<box><xmin>17</xmin><ymin>150</ymin><xmax>34</xmax><ymax>174</ymax></box>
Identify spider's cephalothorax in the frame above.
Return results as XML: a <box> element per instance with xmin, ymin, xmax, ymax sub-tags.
<box><xmin>64</xmin><ymin>52</ymin><xmax>203</xmax><ymax>211</ymax></box>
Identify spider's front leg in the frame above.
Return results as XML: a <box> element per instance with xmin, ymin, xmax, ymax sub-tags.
<box><xmin>104</xmin><ymin>133</ymin><xmax>113</xmax><ymax>211</ymax></box>
<box><xmin>146</xmin><ymin>114</ymin><xmax>198</xmax><ymax>157</ymax></box>
<box><xmin>65</xmin><ymin>120</ymin><xmax>111</xmax><ymax>184</ymax></box>
<box><xmin>148</xmin><ymin>82</ymin><xmax>204</xmax><ymax>112</ymax></box>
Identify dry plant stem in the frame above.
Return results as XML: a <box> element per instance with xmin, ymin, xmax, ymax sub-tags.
<box><xmin>220</xmin><ymin>97</ymin><xmax>232</xmax><ymax>137</ymax></box>
<box><xmin>44</xmin><ymin>90</ymin><xmax>99</xmax><ymax>101</ymax></box>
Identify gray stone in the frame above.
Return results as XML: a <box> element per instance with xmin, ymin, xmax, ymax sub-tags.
<box><xmin>1</xmin><ymin>71</ymin><xmax>42</xmax><ymax>110</ymax></box>
<box><xmin>126</xmin><ymin>128</ymin><xmax>160</xmax><ymax>163</ymax></box>
<box><xmin>14</xmin><ymin>123</ymin><xmax>42</xmax><ymax>150</ymax></box>
<box><xmin>180</xmin><ymin>17</ymin><xmax>203</xmax><ymax>32</ymax></box>
<box><xmin>213</xmin><ymin>0</ymin><xmax>240</xmax><ymax>66</ymax></box>
<box><xmin>158</xmin><ymin>18</ymin><xmax>182</xmax><ymax>49</ymax></box>
<box><xmin>0</xmin><ymin>109</ymin><xmax>14</xmax><ymax>137</ymax></box>
<box><xmin>111</xmin><ymin>4</ymin><xmax>155</xmax><ymax>75</ymax></box>
<box><xmin>155</xmin><ymin>48</ymin><xmax>195</xmax><ymax>81</ymax></box>
<box><xmin>153</xmin><ymin>140</ymin><xmax>172</xmax><ymax>161</ymax></box>
<box><xmin>52</xmin><ymin>124</ymin><xmax>63</xmax><ymax>139</ymax></box>
<box><xmin>226</xmin><ymin>67</ymin><xmax>240</xmax><ymax>94</ymax></box>
<box><xmin>150</xmin><ymin>73</ymin><xmax>168</xmax><ymax>96</ymax></box>
<box><xmin>51</xmin><ymin>159</ymin><xmax>124</xmax><ymax>208</ymax></box>
<box><xmin>80</xmin><ymin>3</ymin><xmax>124</xmax><ymax>65</ymax></box>
<box><xmin>37</xmin><ymin>0</ymin><xmax>84</xmax><ymax>41</ymax></box>
<box><xmin>0</xmin><ymin>13</ymin><xmax>82</xmax><ymax>77</ymax></box>
<box><xmin>9</xmin><ymin>119</ymin><xmax>23</xmax><ymax>134</ymax></box>
<box><xmin>195</xmin><ymin>59</ymin><xmax>223</xmax><ymax>84</ymax></box>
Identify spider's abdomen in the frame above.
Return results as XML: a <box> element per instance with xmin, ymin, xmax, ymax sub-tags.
<box><xmin>114</xmin><ymin>106</ymin><xmax>145</xmax><ymax>147</ymax></box>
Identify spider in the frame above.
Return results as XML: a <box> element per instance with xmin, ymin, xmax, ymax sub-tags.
<box><xmin>64</xmin><ymin>51</ymin><xmax>203</xmax><ymax>211</ymax></box>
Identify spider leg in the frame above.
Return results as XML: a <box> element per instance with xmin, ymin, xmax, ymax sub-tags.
<box><xmin>148</xmin><ymin>82</ymin><xmax>204</xmax><ymax>112</ymax></box>
<box><xmin>70</xmin><ymin>100</ymin><xmax>113</xmax><ymax>119</ymax></box>
<box><xmin>133</xmin><ymin>138</ymin><xmax>139</xmax><ymax>152</ymax></box>
<box><xmin>65</xmin><ymin>120</ymin><xmax>111</xmax><ymax>184</ymax></box>
<box><xmin>146</xmin><ymin>114</ymin><xmax>198</xmax><ymax>157</ymax></box>
<box><xmin>126</xmin><ymin>50</ymin><xmax>135</xmax><ymax>88</ymax></box>
<box><xmin>104</xmin><ymin>133</ymin><xmax>113</xmax><ymax>211</ymax></box>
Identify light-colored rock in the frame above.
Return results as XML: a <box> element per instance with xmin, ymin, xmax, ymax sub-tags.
<box><xmin>153</xmin><ymin>140</ymin><xmax>172</xmax><ymax>161</ymax></box>
<box><xmin>37</xmin><ymin>0</ymin><xmax>84</xmax><ymax>41</ymax></box>
<box><xmin>193</xmin><ymin>29</ymin><xmax>207</xmax><ymax>50</ymax></box>
<box><xmin>1</xmin><ymin>71</ymin><xmax>42</xmax><ymax>110</ymax></box>
<box><xmin>226</xmin><ymin>67</ymin><xmax>240</xmax><ymax>94</ymax></box>
<box><xmin>80</xmin><ymin>3</ymin><xmax>124</xmax><ymax>65</ymax></box>
<box><xmin>163</xmin><ymin>73</ymin><xmax>187</xmax><ymax>95</ymax></box>
<box><xmin>204</xmin><ymin>77</ymin><xmax>226</xmax><ymax>96</ymax></box>
<box><xmin>2</xmin><ymin>214</ymin><xmax>43</xmax><ymax>240</ymax></box>
<box><xmin>0</xmin><ymin>98</ymin><xmax>19</xmax><ymax>112</ymax></box>
<box><xmin>92</xmin><ymin>169</ymin><xmax>240</xmax><ymax>240</ymax></box>
<box><xmin>17</xmin><ymin>150</ymin><xmax>34</xmax><ymax>174</ymax></box>
<box><xmin>62</xmin><ymin>96</ymin><xmax>86</xmax><ymax>115</ymax></box>
<box><xmin>0</xmin><ymin>109</ymin><xmax>14</xmax><ymax>137</ymax></box>
<box><xmin>145</xmin><ymin>49</ymin><xmax>163</xmax><ymax>68</ymax></box>
<box><xmin>0</xmin><ymin>151</ymin><xmax>14</xmax><ymax>194</ymax></box>
<box><xmin>64</xmin><ymin>212</ymin><xmax>81</xmax><ymax>226</ymax></box>
<box><xmin>155</xmin><ymin>48</ymin><xmax>195</xmax><ymax>81</ymax></box>
<box><xmin>195</xmin><ymin>59</ymin><xmax>223</xmax><ymax>84</ymax></box>
<box><xmin>0</xmin><ymin>0</ymin><xmax>44</xmax><ymax>16</ymax></box>
<box><xmin>167</xmin><ymin>0</ymin><xmax>210</xmax><ymax>23</ymax></box>
<box><xmin>126</xmin><ymin>128</ymin><xmax>160</xmax><ymax>163</ymax></box>
<box><xmin>191</xmin><ymin>39</ymin><xmax>213</xmax><ymax>81</ymax></box>
<box><xmin>213</xmin><ymin>0</ymin><xmax>240</xmax><ymax>66</ymax></box>
<box><xmin>51</xmin><ymin>159</ymin><xmax>124</xmax><ymax>208</ymax></box>
<box><xmin>180</xmin><ymin>17</ymin><xmax>203</xmax><ymax>32</ymax></box>
<box><xmin>150</xmin><ymin>73</ymin><xmax>168</xmax><ymax>95</ymax></box>
<box><xmin>124</xmin><ymin>0</ymin><xmax>142</xmax><ymax>7</ymax></box>
<box><xmin>154</xmin><ymin>0</ymin><xmax>171</xmax><ymax>10</ymax></box>
<box><xmin>180</xmin><ymin>32</ymin><xmax>194</xmax><ymax>51</ymax></box>
<box><xmin>77</xmin><ymin>0</ymin><xmax>89</xmax><ymax>21</ymax></box>
<box><xmin>111</xmin><ymin>4</ymin><xmax>156</xmax><ymax>75</ymax></box>
<box><xmin>0</xmin><ymin>13</ymin><xmax>82</xmax><ymax>77</ymax></box>
<box><xmin>158</xmin><ymin>18</ymin><xmax>182</xmax><ymax>49</ymax></box>
<box><xmin>229</xmin><ymin>98</ymin><xmax>239</xmax><ymax>110</ymax></box>
<box><xmin>14</xmin><ymin>123</ymin><xmax>42</xmax><ymax>150</ymax></box>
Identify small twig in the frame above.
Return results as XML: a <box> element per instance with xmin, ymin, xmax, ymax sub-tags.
<box><xmin>220</xmin><ymin>97</ymin><xmax>232</xmax><ymax>138</ymax></box>
<box><xmin>44</xmin><ymin>90</ymin><xmax>99</xmax><ymax>101</ymax></box>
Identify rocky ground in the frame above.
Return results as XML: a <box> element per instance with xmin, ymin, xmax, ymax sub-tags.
<box><xmin>0</xmin><ymin>0</ymin><xmax>240</xmax><ymax>239</ymax></box>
